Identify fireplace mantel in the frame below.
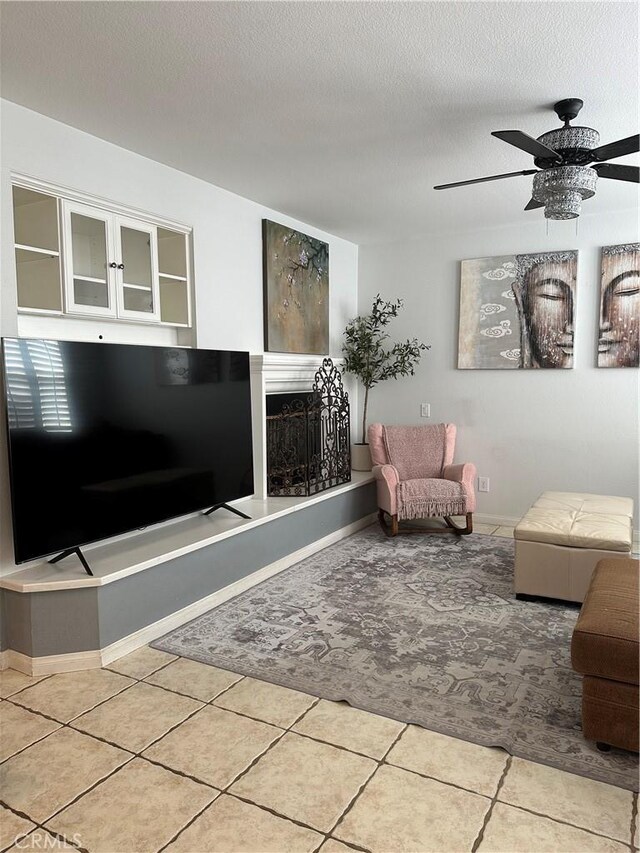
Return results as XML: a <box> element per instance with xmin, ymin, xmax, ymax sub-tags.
<box><xmin>250</xmin><ymin>353</ymin><xmax>347</xmax><ymax>393</ymax></box>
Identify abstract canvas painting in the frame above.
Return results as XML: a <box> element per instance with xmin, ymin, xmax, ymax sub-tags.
<box><xmin>458</xmin><ymin>250</ymin><xmax>578</xmax><ymax>369</ymax></box>
<box><xmin>263</xmin><ymin>220</ymin><xmax>329</xmax><ymax>354</ymax></box>
<box><xmin>598</xmin><ymin>243</ymin><xmax>639</xmax><ymax>368</ymax></box>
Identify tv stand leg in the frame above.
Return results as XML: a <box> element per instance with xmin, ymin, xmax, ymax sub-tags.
<box><xmin>203</xmin><ymin>503</ymin><xmax>251</xmax><ymax>520</ymax></box>
<box><xmin>48</xmin><ymin>547</ymin><xmax>94</xmax><ymax>577</ymax></box>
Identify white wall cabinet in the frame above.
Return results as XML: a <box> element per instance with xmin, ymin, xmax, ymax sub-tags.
<box><xmin>61</xmin><ymin>203</ymin><xmax>162</xmax><ymax>323</ymax></box>
<box><xmin>12</xmin><ymin>178</ymin><xmax>193</xmax><ymax>330</ymax></box>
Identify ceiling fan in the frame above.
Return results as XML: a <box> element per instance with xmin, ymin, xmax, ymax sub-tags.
<box><xmin>433</xmin><ymin>99</ymin><xmax>639</xmax><ymax>220</ymax></box>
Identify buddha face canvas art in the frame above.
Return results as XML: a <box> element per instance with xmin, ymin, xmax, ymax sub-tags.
<box><xmin>598</xmin><ymin>243</ymin><xmax>639</xmax><ymax>368</ymax></box>
<box><xmin>458</xmin><ymin>251</ymin><xmax>578</xmax><ymax>369</ymax></box>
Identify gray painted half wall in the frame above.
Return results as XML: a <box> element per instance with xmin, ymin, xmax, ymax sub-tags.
<box><xmin>1</xmin><ymin>484</ymin><xmax>376</xmax><ymax>658</ymax></box>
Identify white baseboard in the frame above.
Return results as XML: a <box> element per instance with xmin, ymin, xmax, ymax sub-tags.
<box><xmin>3</xmin><ymin>648</ymin><xmax>103</xmax><ymax>676</ymax></box>
<box><xmin>4</xmin><ymin>513</ymin><xmax>377</xmax><ymax>676</ymax></box>
<box><xmin>474</xmin><ymin>513</ymin><xmax>520</xmax><ymax>529</ymax></box>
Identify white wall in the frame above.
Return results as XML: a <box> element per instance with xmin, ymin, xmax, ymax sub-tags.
<box><xmin>358</xmin><ymin>210</ymin><xmax>639</xmax><ymax>525</ymax></box>
<box><xmin>0</xmin><ymin>100</ymin><xmax>359</xmax><ymax>573</ymax></box>
<box><xmin>1</xmin><ymin>100</ymin><xmax>358</xmax><ymax>352</ymax></box>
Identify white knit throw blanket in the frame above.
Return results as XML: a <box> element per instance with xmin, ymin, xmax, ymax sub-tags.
<box><xmin>397</xmin><ymin>478</ymin><xmax>466</xmax><ymax>520</ymax></box>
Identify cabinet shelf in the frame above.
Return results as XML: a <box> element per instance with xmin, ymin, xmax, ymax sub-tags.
<box><xmin>73</xmin><ymin>274</ymin><xmax>107</xmax><ymax>285</ymax></box>
<box><xmin>123</xmin><ymin>283</ymin><xmax>153</xmax><ymax>291</ymax></box>
<box><xmin>15</xmin><ymin>244</ymin><xmax>60</xmax><ymax>259</ymax></box>
<box><xmin>158</xmin><ymin>272</ymin><xmax>188</xmax><ymax>282</ymax></box>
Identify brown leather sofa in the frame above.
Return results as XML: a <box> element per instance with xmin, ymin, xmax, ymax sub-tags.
<box><xmin>571</xmin><ymin>557</ymin><xmax>639</xmax><ymax>753</ymax></box>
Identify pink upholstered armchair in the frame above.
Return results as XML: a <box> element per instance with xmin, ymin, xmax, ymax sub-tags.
<box><xmin>368</xmin><ymin>423</ymin><xmax>477</xmax><ymax>536</ymax></box>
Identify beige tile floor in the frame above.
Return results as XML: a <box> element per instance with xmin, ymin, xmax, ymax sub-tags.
<box><xmin>0</xmin><ymin>523</ymin><xmax>636</xmax><ymax>852</ymax></box>
<box><xmin>0</xmin><ymin>646</ymin><xmax>636</xmax><ymax>853</ymax></box>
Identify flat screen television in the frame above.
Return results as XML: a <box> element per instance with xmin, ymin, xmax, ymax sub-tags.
<box><xmin>2</xmin><ymin>338</ymin><xmax>254</xmax><ymax>567</ymax></box>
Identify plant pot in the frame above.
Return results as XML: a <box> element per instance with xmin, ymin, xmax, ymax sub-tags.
<box><xmin>351</xmin><ymin>443</ymin><xmax>372</xmax><ymax>472</ymax></box>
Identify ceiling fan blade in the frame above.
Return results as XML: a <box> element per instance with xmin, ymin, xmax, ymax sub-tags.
<box><xmin>524</xmin><ymin>198</ymin><xmax>545</xmax><ymax>211</ymax></box>
<box><xmin>492</xmin><ymin>130</ymin><xmax>561</xmax><ymax>161</ymax></box>
<box><xmin>591</xmin><ymin>134</ymin><xmax>639</xmax><ymax>162</ymax></box>
<box><xmin>592</xmin><ymin>163</ymin><xmax>639</xmax><ymax>183</ymax></box>
<box><xmin>434</xmin><ymin>169</ymin><xmax>537</xmax><ymax>190</ymax></box>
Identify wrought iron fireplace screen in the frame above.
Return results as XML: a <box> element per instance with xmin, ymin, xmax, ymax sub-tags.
<box><xmin>266</xmin><ymin>358</ymin><xmax>351</xmax><ymax>496</ymax></box>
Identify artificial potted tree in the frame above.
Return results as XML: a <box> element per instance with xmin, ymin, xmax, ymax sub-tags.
<box><xmin>342</xmin><ymin>295</ymin><xmax>429</xmax><ymax>471</ymax></box>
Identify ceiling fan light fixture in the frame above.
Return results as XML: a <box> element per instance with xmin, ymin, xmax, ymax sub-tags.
<box><xmin>544</xmin><ymin>191</ymin><xmax>583</xmax><ymax>220</ymax></box>
<box><xmin>532</xmin><ymin>165</ymin><xmax>598</xmax><ymax>219</ymax></box>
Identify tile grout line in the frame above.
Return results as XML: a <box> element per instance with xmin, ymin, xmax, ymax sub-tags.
<box><xmin>1</xmin><ymin>660</ymin><xmax>251</xmax><ymax>767</ymax></box>
<box><xmin>156</xmin><ymin>696</ymin><xmax>323</xmax><ymax>851</ymax></box>
<box><xmin>0</xmin><ymin>815</ymin><xmax>83</xmax><ymax>853</ymax></box>
<box><xmin>43</xmin><ymin>827</ymin><xmax>86</xmax><ymax>852</ymax></box>
<box><xmin>328</xmin><ymin>722</ymin><xmax>409</xmax><ymax>844</ymax></box>
<box><xmin>630</xmin><ymin>791</ymin><xmax>638</xmax><ymax>851</ymax></box>
<box><xmin>0</xmin><ymin>719</ymin><xmax>63</xmax><ymax>765</ymax></box>
<box><xmin>285</xmin><ymin>722</ymin><xmax>400</xmax><ymax>764</ymax></box>
<box><xmin>38</xmin><ymin>691</ymin><xmax>229</xmax><ymax>846</ymax></box>
<box><xmin>103</xmin><ymin>653</ymin><xmax>181</xmax><ymax>680</ymax></box>
<box><xmin>381</xmin><ymin>754</ymin><xmax>496</xmax><ymax>801</ymax></box>
<box><xmin>0</xmin><ymin>799</ymin><xmax>41</xmax><ymax>825</ymax></box>
<box><xmin>496</xmin><ymin>799</ymin><xmax>636</xmax><ymax>847</ymax></box>
<box><xmin>7</xmin><ymin>675</ymin><xmax>139</xmax><ymax>730</ymax></box>
<box><xmin>4</xmin><ymin>673</ymin><xmax>321</xmax><ymax>852</ymax></box>
<box><xmin>154</xmin><ymin>795</ymin><xmax>219</xmax><ymax>853</ymax></box>
<box><xmin>0</xmin><ymin>672</ymin><xmax>55</xmax><ymax>700</ymax></box>
<box><xmin>470</xmin><ymin>754</ymin><xmax>512</xmax><ymax>852</ymax></box>
<box><xmin>2</xmin><ymin>752</ymin><xmax>134</xmax><ymax>850</ymax></box>
<box><xmin>12</xmin><ymin>693</ymin><xmax>214</xmax><ymax>841</ymax></box>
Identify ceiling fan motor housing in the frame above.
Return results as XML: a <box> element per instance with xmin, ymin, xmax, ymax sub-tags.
<box><xmin>535</xmin><ymin>126</ymin><xmax>600</xmax><ymax>168</ymax></box>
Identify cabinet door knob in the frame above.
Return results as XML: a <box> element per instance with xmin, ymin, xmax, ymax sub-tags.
<box><xmin>109</xmin><ymin>262</ymin><xmax>117</xmax><ymax>268</ymax></box>
<box><xmin>117</xmin><ymin>263</ymin><xmax>125</xmax><ymax>270</ymax></box>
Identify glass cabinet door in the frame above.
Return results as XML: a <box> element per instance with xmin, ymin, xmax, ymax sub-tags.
<box><xmin>62</xmin><ymin>201</ymin><xmax>116</xmax><ymax>316</ymax></box>
<box><xmin>115</xmin><ymin>217</ymin><xmax>160</xmax><ymax>322</ymax></box>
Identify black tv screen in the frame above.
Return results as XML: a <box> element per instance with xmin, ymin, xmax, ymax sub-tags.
<box><xmin>2</xmin><ymin>338</ymin><xmax>254</xmax><ymax>563</ymax></box>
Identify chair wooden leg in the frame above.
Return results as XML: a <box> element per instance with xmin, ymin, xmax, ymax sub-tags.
<box><xmin>443</xmin><ymin>513</ymin><xmax>473</xmax><ymax>535</ymax></box>
<box><xmin>378</xmin><ymin>509</ymin><xmax>399</xmax><ymax>537</ymax></box>
<box><xmin>381</xmin><ymin>511</ymin><xmax>471</xmax><ymax>537</ymax></box>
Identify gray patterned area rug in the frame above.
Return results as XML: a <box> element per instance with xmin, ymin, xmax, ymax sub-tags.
<box><xmin>153</xmin><ymin>526</ymin><xmax>638</xmax><ymax>791</ymax></box>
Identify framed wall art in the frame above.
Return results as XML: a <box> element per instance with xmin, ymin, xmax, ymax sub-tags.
<box><xmin>458</xmin><ymin>250</ymin><xmax>578</xmax><ymax>369</ymax></box>
<box><xmin>598</xmin><ymin>243</ymin><xmax>639</xmax><ymax>368</ymax></box>
<box><xmin>262</xmin><ymin>220</ymin><xmax>329</xmax><ymax>354</ymax></box>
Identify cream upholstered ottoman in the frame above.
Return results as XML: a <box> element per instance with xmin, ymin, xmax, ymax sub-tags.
<box><xmin>514</xmin><ymin>492</ymin><xmax>634</xmax><ymax>603</ymax></box>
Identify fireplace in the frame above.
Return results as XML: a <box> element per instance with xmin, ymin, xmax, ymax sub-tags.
<box><xmin>265</xmin><ymin>359</ymin><xmax>351</xmax><ymax>497</ymax></box>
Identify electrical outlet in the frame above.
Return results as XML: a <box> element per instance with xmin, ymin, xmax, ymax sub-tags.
<box><xmin>420</xmin><ymin>403</ymin><xmax>431</xmax><ymax>418</ymax></box>
<box><xmin>478</xmin><ymin>477</ymin><xmax>490</xmax><ymax>493</ymax></box>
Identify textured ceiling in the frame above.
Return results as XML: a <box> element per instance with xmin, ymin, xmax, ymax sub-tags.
<box><xmin>1</xmin><ymin>1</ymin><xmax>638</xmax><ymax>244</ymax></box>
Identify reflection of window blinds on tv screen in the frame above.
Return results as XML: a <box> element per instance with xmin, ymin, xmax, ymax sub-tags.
<box><xmin>2</xmin><ymin>338</ymin><xmax>254</xmax><ymax>563</ymax></box>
